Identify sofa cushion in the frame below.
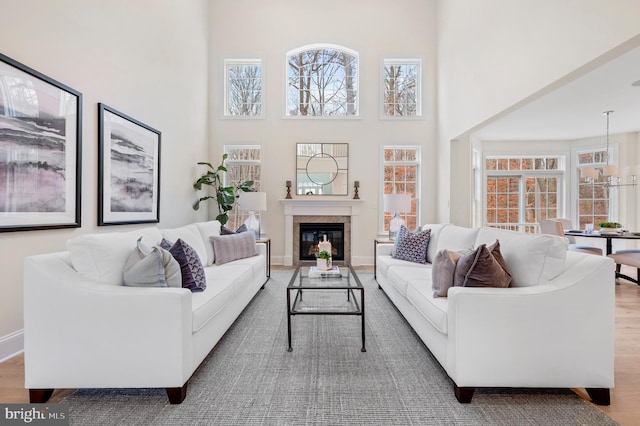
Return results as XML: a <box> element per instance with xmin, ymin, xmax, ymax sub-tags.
<box><xmin>192</xmin><ymin>264</ymin><xmax>253</xmax><ymax>332</ymax></box>
<box><xmin>435</xmin><ymin>225</ymin><xmax>479</xmax><ymax>257</ymax></box>
<box><xmin>432</xmin><ymin>249</ymin><xmax>462</xmax><ymax>297</ymax></box>
<box><xmin>387</xmin><ymin>264</ymin><xmax>431</xmax><ymax>298</ymax></box>
<box><xmin>123</xmin><ymin>238</ymin><xmax>182</xmax><ymax>288</ymax></box>
<box><xmin>164</xmin><ymin>238</ymin><xmax>207</xmax><ymax>292</ymax></box>
<box><xmin>474</xmin><ymin>227</ymin><xmax>568</xmax><ymax>287</ymax></box>
<box><xmin>392</xmin><ymin>226</ymin><xmax>431</xmax><ymax>264</ymax></box>
<box><xmin>406</xmin><ymin>280</ymin><xmax>449</xmax><ymax>334</ymax></box>
<box><xmin>194</xmin><ymin>220</ymin><xmax>222</xmax><ymax>266</ymax></box>
<box><xmin>161</xmin><ymin>224</ymin><xmax>208</xmax><ymax>268</ymax></box>
<box><xmin>454</xmin><ymin>241</ymin><xmax>512</xmax><ymax>288</ymax></box>
<box><xmin>210</xmin><ymin>232</ymin><xmax>258</xmax><ymax>265</ymax></box>
<box><xmin>67</xmin><ymin>227</ymin><xmax>163</xmax><ymax>285</ymax></box>
<box><xmin>420</xmin><ymin>223</ymin><xmax>451</xmax><ymax>263</ymax></box>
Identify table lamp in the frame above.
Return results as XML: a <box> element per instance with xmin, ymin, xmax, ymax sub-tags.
<box><xmin>383</xmin><ymin>193</ymin><xmax>411</xmax><ymax>240</ymax></box>
<box><xmin>238</xmin><ymin>191</ymin><xmax>267</xmax><ymax>239</ymax></box>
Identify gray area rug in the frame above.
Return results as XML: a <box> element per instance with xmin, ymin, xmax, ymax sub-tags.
<box><xmin>64</xmin><ymin>271</ymin><xmax>616</xmax><ymax>425</ymax></box>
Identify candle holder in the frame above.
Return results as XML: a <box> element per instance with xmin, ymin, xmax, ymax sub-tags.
<box><xmin>285</xmin><ymin>180</ymin><xmax>292</xmax><ymax>199</ymax></box>
<box><xmin>353</xmin><ymin>181</ymin><xmax>360</xmax><ymax>199</ymax></box>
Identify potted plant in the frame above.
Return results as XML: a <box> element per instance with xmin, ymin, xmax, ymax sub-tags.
<box><xmin>192</xmin><ymin>153</ymin><xmax>255</xmax><ymax>226</ymax></box>
<box><xmin>597</xmin><ymin>221</ymin><xmax>623</xmax><ymax>233</ymax></box>
<box><xmin>316</xmin><ymin>250</ymin><xmax>332</xmax><ymax>271</ymax></box>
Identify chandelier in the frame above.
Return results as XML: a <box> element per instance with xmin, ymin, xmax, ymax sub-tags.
<box><xmin>580</xmin><ymin>110</ymin><xmax>637</xmax><ymax>188</ymax></box>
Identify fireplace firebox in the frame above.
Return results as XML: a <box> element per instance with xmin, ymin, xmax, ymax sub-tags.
<box><xmin>299</xmin><ymin>223</ymin><xmax>344</xmax><ymax>261</ymax></box>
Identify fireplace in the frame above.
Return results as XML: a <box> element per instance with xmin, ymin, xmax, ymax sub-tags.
<box><xmin>299</xmin><ymin>223</ymin><xmax>345</xmax><ymax>261</ymax></box>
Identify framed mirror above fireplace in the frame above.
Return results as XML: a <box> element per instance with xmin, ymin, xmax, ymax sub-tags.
<box><xmin>296</xmin><ymin>143</ymin><xmax>348</xmax><ymax>195</ymax></box>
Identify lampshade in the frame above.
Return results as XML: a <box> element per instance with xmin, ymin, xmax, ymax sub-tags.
<box><xmin>238</xmin><ymin>191</ymin><xmax>267</xmax><ymax>211</ymax></box>
<box><xmin>383</xmin><ymin>194</ymin><xmax>411</xmax><ymax>213</ymax></box>
<box><xmin>603</xmin><ymin>165</ymin><xmax>620</xmax><ymax>177</ymax></box>
<box><xmin>580</xmin><ymin>167</ymin><xmax>599</xmax><ymax>180</ymax></box>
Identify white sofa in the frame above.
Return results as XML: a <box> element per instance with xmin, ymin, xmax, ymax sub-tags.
<box><xmin>375</xmin><ymin>224</ymin><xmax>615</xmax><ymax>405</ymax></box>
<box><xmin>24</xmin><ymin>220</ymin><xmax>267</xmax><ymax>404</ymax></box>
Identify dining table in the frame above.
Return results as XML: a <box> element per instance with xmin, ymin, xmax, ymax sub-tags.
<box><xmin>564</xmin><ymin>230</ymin><xmax>640</xmax><ymax>255</ymax></box>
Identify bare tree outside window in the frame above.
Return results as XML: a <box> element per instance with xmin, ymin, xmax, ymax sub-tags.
<box><xmin>223</xmin><ymin>146</ymin><xmax>262</xmax><ymax>230</ymax></box>
<box><xmin>383</xmin><ymin>61</ymin><xmax>420</xmax><ymax>117</ymax></box>
<box><xmin>287</xmin><ymin>45</ymin><xmax>358</xmax><ymax>117</ymax></box>
<box><xmin>225</xmin><ymin>60</ymin><xmax>262</xmax><ymax>117</ymax></box>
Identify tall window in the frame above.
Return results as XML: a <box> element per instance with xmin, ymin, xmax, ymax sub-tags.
<box><xmin>485</xmin><ymin>156</ymin><xmax>562</xmax><ymax>233</ymax></box>
<box><xmin>223</xmin><ymin>145</ymin><xmax>262</xmax><ymax>230</ymax></box>
<box><xmin>286</xmin><ymin>44</ymin><xmax>358</xmax><ymax>117</ymax></box>
<box><xmin>383</xmin><ymin>59</ymin><xmax>421</xmax><ymax>117</ymax></box>
<box><xmin>382</xmin><ymin>147</ymin><xmax>420</xmax><ymax>233</ymax></box>
<box><xmin>224</xmin><ymin>59</ymin><xmax>263</xmax><ymax>117</ymax></box>
<box><xmin>577</xmin><ymin>149</ymin><xmax>610</xmax><ymax>229</ymax></box>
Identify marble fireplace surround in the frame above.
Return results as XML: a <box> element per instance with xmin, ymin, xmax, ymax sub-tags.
<box><xmin>280</xmin><ymin>199</ymin><xmax>363</xmax><ymax>266</ymax></box>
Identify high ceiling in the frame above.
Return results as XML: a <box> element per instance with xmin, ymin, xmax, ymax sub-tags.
<box><xmin>472</xmin><ymin>45</ymin><xmax>640</xmax><ymax>141</ymax></box>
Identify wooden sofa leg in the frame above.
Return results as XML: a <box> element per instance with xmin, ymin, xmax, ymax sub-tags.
<box><xmin>29</xmin><ymin>389</ymin><xmax>54</xmax><ymax>403</ymax></box>
<box><xmin>586</xmin><ymin>388</ymin><xmax>610</xmax><ymax>406</ymax></box>
<box><xmin>453</xmin><ymin>384</ymin><xmax>475</xmax><ymax>403</ymax></box>
<box><xmin>166</xmin><ymin>384</ymin><xmax>187</xmax><ymax>404</ymax></box>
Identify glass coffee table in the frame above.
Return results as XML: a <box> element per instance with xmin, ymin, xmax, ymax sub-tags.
<box><xmin>287</xmin><ymin>262</ymin><xmax>365</xmax><ymax>352</ymax></box>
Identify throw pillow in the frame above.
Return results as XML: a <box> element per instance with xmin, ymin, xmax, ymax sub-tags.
<box><xmin>392</xmin><ymin>226</ymin><xmax>431</xmax><ymax>264</ymax></box>
<box><xmin>220</xmin><ymin>224</ymin><xmax>248</xmax><ymax>235</ymax></box>
<box><xmin>453</xmin><ymin>240</ymin><xmax>512</xmax><ymax>288</ymax></box>
<box><xmin>432</xmin><ymin>249</ymin><xmax>462</xmax><ymax>297</ymax></box>
<box><xmin>123</xmin><ymin>237</ymin><xmax>182</xmax><ymax>288</ymax></box>
<box><xmin>164</xmin><ymin>238</ymin><xmax>207</xmax><ymax>292</ymax></box>
<box><xmin>210</xmin><ymin>231</ymin><xmax>258</xmax><ymax>265</ymax></box>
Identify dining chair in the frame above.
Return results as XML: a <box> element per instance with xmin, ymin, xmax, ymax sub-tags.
<box><xmin>552</xmin><ymin>218</ymin><xmax>577</xmax><ymax>244</ymax></box>
<box><xmin>538</xmin><ymin>220</ymin><xmax>603</xmax><ymax>256</ymax></box>
<box><xmin>607</xmin><ymin>249</ymin><xmax>640</xmax><ymax>284</ymax></box>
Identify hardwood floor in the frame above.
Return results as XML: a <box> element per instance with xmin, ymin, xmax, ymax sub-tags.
<box><xmin>1</xmin><ymin>265</ymin><xmax>638</xmax><ymax>425</ymax></box>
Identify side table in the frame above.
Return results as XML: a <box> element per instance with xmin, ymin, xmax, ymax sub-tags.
<box><xmin>374</xmin><ymin>237</ymin><xmax>394</xmax><ymax>280</ymax></box>
<box><xmin>257</xmin><ymin>237</ymin><xmax>271</xmax><ymax>282</ymax></box>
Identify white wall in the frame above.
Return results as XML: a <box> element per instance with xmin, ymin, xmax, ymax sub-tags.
<box><xmin>437</xmin><ymin>0</ymin><xmax>640</xmax><ymax>225</ymax></box>
<box><xmin>0</xmin><ymin>0</ymin><xmax>210</xmax><ymax>359</ymax></box>
<box><xmin>209</xmin><ymin>0</ymin><xmax>438</xmax><ymax>265</ymax></box>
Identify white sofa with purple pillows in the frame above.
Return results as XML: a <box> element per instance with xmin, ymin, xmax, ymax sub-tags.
<box><xmin>375</xmin><ymin>224</ymin><xmax>615</xmax><ymax>405</ymax></box>
<box><xmin>24</xmin><ymin>220</ymin><xmax>267</xmax><ymax>404</ymax></box>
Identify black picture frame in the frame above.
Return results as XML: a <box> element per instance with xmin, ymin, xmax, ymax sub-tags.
<box><xmin>98</xmin><ymin>103</ymin><xmax>160</xmax><ymax>225</ymax></box>
<box><xmin>0</xmin><ymin>52</ymin><xmax>82</xmax><ymax>232</ymax></box>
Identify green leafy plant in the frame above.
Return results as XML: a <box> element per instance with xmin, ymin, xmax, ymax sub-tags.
<box><xmin>316</xmin><ymin>250</ymin><xmax>332</xmax><ymax>260</ymax></box>
<box><xmin>597</xmin><ymin>221</ymin><xmax>622</xmax><ymax>228</ymax></box>
<box><xmin>192</xmin><ymin>153</ymin><xmax>255</xmax><ymax>226</ymax></box>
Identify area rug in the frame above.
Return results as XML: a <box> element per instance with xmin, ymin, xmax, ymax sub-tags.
<box><xmin>63</xmin><ymin>271</ymin><xmax>616</xmax><ymax>425</ymax></box>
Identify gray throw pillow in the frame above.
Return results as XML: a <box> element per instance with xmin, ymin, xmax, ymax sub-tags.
<box><xmin>164</xmin><ymin>238</ymin><xmax>207</xmax><ymax>292</ymax></box>
<box><xmin>220</xmin><ymin>224</ymin><xmax>248</xmax><ymax>235</ymax></box>
<box><xmin>432</xmin><ymin>249</ymin><xmax>463</xmax><ymax>297</ymax></box>
<box><xmin>453</xmin><ymin>240</ymin><xmax>512</xmax><ymax>288</ymax></box>
<box><xmin>123</xmin><ymin>237</ymin><xmax>182</xmax><ymax>288</ymax></box>
<box><xmin>210</xmin><ymin>231</ymin><xmax>257</xmax><ymax>265</ymax></box>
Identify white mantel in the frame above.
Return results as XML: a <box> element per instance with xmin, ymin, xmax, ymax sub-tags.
<box><xmin>279</xmin><ymin>198</ymin><xmax>364</xmax><ymax>266</ymax></box>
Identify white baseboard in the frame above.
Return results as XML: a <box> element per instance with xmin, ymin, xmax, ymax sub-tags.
<box><xmin>0</xmin><ymin>330</ymin><xmax>24</xmax><ymax>363</ymax></box>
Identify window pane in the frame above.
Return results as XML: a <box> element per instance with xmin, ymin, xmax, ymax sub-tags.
<box><xmin>382</xmin><ymin>146</ymin><xmax>420</xmax><ymax>232</ymax></box>
<box><xmin>383</xmin><ymin>61</ymin><xmax>420</xmax><ymax>117</ymax></box>
<box><xmin>287</xmin><ymin>46</ymin><xmax>359</xmax><ymax>117</ymax></box>
<box><xmin>225</xmin><ymin>61</ymin><xmax>262</xmax><ymax>117</ymax></box>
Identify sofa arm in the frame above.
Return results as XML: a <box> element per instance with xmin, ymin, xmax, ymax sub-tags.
<box><xmin>24</xmin><ymin>252</ymin><xmax>194</xmax><ymax>388</ymax></box>
<box><xmin>376</xmin><ymin>242</ymin><xmax>395</xmax><ymax>256</ymax></box>
<box><xmin>445</xmin><ymin>253</ymin><xmax>615</xmax><ymax>388</ymax></box>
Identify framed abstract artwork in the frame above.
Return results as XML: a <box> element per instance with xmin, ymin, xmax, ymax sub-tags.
<box><xmin>0</xmin><ymin>52</ymin><xmax>82</xmax><ymax>232</ymax></box>
<box><xmin>98</xmin><ymin>103</ymin><xmax>160</xmax><ymax>225</ymax></box>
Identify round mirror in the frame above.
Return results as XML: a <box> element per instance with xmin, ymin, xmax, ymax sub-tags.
<box><xmin>306</xmin><ymin>153</ymin><xmax>339</xmax><ymax>185</ymax></box>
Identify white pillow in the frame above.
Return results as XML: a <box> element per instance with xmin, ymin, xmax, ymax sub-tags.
<box><xmin>67</xmin><ymin>227</ymin><xmax>163</xmax><ymax>285</ymax></box>
<box><xmin>194</xmin><ymin>220</ymin><xmax>222</xmax><ymax>266</ymax></box>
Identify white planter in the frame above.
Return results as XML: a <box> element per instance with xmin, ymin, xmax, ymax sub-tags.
<box><xmin>317</xmin><ymin>257</ymin><xmax>332</xmax><ymax>271</ymax></box>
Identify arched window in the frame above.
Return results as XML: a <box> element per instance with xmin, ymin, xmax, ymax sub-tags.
<box><xmin>286</xmin><ymin>44</ymin><xmax>358</xmax><ymax>117</ymax></box>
